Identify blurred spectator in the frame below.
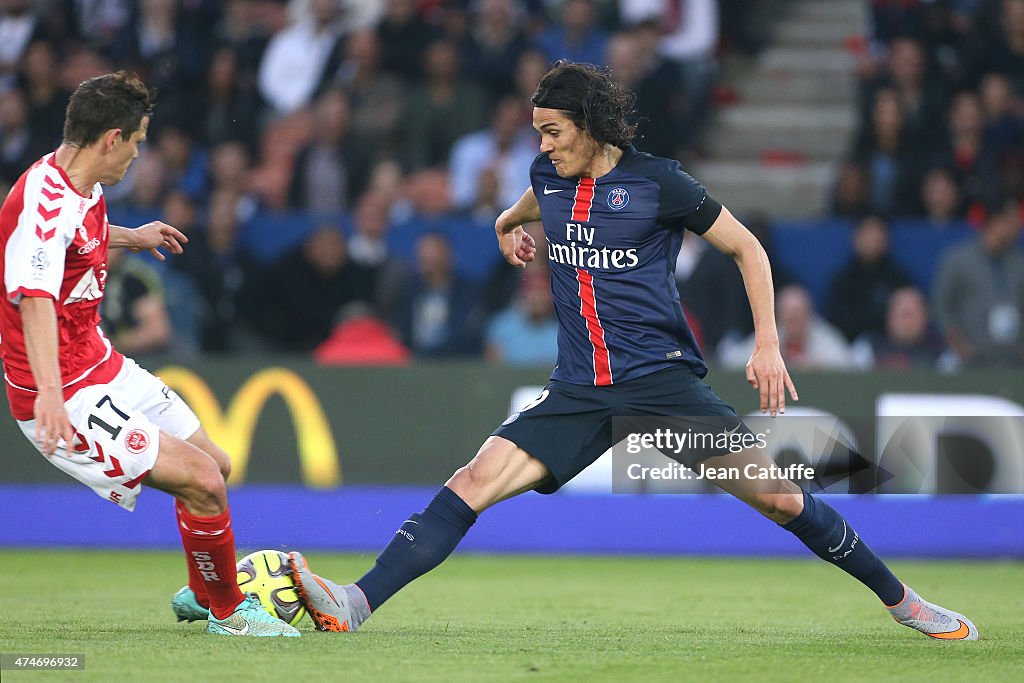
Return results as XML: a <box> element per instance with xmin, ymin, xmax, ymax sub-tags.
<box><xmin>155</xmin><ymin>125</ymin><xmax>208</xmax><ymax>200</ymax></box>
<box><xmin>101</xmin><ymin>248</ymin><xmax>172</xmax><ymax>355</ymax></box>
<box><xmin>851</xmin><ymin>287</ymin><xmax>945</xmax><ymax>370</ymax></box>
<box><xmin>0</xmin><ymin>87</ymin><xmax>49</xmax><ymax>184</ymax></box>
<box><xmin>59</xmin><ymin>47</ymin><xmax>113</xmax><ymax>93</ymax></box>
<box><xmin>465</xmin><ymin>0</ymin><xmax>531</xmax><ymax>98</ymax></box>
<box><xmin>979</xmin><ymin>72</ymin><xmax>1024</xmax><ymax>198</ymax></box>
<box><xmin>365</xmin><ymin>158</ymin><xmax>413</xmax><ymax>220</ymax></box>
<box><xmin>200</xmin><ymin>46</ymin><xmax>263</xmax><ymax>151</ymax></box>
<box><xmin>399</xmin><ymin>232</ymin><xmax>481</xmax><ymax>356</ymax></box>
<box><xmin>481</xmin><ymin>221</ymin><xmax>546</xmax><ymax>315</ymax></box>
<box><xmin>257</xmin><ymin>0</ymin><xmax>346</xmax><ymax>115</ymax></box>
<box><xmin>919</xmin><ymin>166</ymin><xmax>965</xmax><ymax>226</ymax></box>
<box><xmin>830</xmin><ymin>161</ymin><xmax>872</xmax><ymax>218</ymax></box>
<box><xmin>376</xmin><ymin>0</ymin><xmax>441</xmax><ymax>81</ymax></box>
<box><xmin>17</xmin><ymin>40</ymin><xmax>67</xmax><ymax>149</ymax></box>
<box><xmin>965</xmin><ymin>0</ymin><xmax>1024</xmax><ymax>89</ymax></box>
<box><xmin>932</xmin><ymin>90</ymin><xmax>1001</xmax><ymax>211</ymax></box>
<box><xmin>485</xmin><ymin>265</ymin><xmax>558</xmax><ymax>366</ymax></box>
<box><xmin>314</xmin><ymin>301</ymin><xmax>412</xmax><ymax>365</ymax></box>
<box><xmin>109</xmin><ymin>149</ymin><xmax>167</xmax><ymax>212</ymax></box>
<box><xmin>849</xmin><ymin>87</ymin><xmax>924</xmax><ymax>216</ymax></box>
<box><xmin>207</xmin><ymin>141</ymin><xmax>259</xmax><ymax>220</ymax></box>
<box><xmin>338</xmin><ymin>0</ymin><xmax>385</xmax><ymax>31</ymax></box>
<box><xmin>721</xmin><ymin>285</ymin><xmax>853</xmax><ymax>371</ymax></box>
<box><xmin>348</xmin><ymin>190</ymin><xmax>407</xmax><ymax>323</ymax></box>
<box><xmin>322</xmin><ymin>29</ymin><xmax>403</xmax><ymax>163</ymax></box>
<box><xmin>979</xmin><ymin>72</ymin><xmax>1024</xmax><ymax>145</ymax></box>
<box><xmin>167</xmin><ymin>190</ymin><xmax>257</xmax><ymax>353</ymax></box>
<box><xmin>537</xmin><ymin>0</ymin><xmax>608</xmax><ymax>65</ymax></box>
<box><xmin>105</xmin><ymin>0</ymin><xmax>207</xmax><ymax>128</ymax></box>
<box><xmin>288</xmin><ymin>89</ymin><xmax>357</xmax><ymax>212</ymax></box>
<box><xmin>718</xmin><ymin>0</ymin><xmax>762</xmax><ymax>56</ymax></box>
<box><xmin>867</xmin><ymin>0</ymin><xmax>930</xmax><ymax>46</ymax></box>
<box><xmin>679</xmin><ymin>215</ymin><xmax>797</xmax><ymax>356</ymax></box>
<box><xmin>619</xmin><ymin>0</ymin><xmax>718</xmax><ymax>142</ymax></box>
<box><xmin>248</xmin><ymin>226</ymin><xmax>374</xmax><ymax>351</ymax></box>
<box><xmin>607</xmin><ymin>24</ymin><xmax>687</xmax><ymax>159</ymax></box>
<box><xmin>402</xmin><ymin>39</ymin><xmax>487</xmax><ymax>169</ymax></box>
<box><xmin>512</xmin><ymin>47</ymin><xmax>548</xmax><ymax>108</ymax></box>
<box><xmin>56</xmin><ymin>0</ymin><xmax>132</xmax><ymax>46</ymax></box>
<box><xmin>933</xmin><ymin>196</ymin><xmax>1024</xmax><ymax>367</ymax></box>
<box><xmin>449</xmin><ymin>95</ymin><xmax>536</xmax><ymax>214</ymax></box>
<box><xmin>861</xmin><ymin>37</ymin><xmax>949</xmax><ymax>153</ymax></box>
<box><xmin>826</xmin><ymin>215</ymin><xmax>913</xmax><ymax>342</ymax></box>
<box><xmin>404</xmin><ymin>168</ymin><xmax>454</xmax><ymax>217</ymax></box>
<box><xmin>0</xmin><ymin>0</ymin><xmax>44</xmax><ymax>91</ymax></box>
<box><xmin>215</xmin><ymin>0</ymin><xmax>272</xmax><ymax>77</ymax></box>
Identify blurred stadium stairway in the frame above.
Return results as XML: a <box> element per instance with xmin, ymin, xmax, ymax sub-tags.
<box><xmin>694</xmin><ymin>0</ymin><xmax>864</xmax><ymax>219</ymax></box>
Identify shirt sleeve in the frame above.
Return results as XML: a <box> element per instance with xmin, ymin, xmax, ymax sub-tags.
<box><xmin>657</xmin><ymin>160</ymin><xmax>723</xmax><ymax>235</ymax></box>
<box><xmin>4</xmin><ymin>174</ymin><xmax>73</xmax><ymax>305</ymax></box>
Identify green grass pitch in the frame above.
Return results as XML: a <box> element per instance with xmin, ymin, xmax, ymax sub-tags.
<box><xmin>1</xmin><ymin>550</ymin><xmax>1021</xmax><ymax>682</ymax></box>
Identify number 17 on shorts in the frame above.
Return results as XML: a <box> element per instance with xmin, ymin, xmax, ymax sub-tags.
<box><xmin>18</xmin><ymin>384</ymin><xmax>161</xmax><ymax>511</ymax></box>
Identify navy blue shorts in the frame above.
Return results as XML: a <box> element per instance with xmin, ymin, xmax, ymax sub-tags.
<box><xmin>492</xmin><ymin>364</ymin><xmax>743</xmax><ymax>494</ymax></box>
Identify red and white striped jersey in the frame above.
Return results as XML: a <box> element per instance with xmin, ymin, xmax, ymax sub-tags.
<box><xmin>0</xmin><ymin>153</ymin><xmax>124</xmax><ymax>420</ymax></box>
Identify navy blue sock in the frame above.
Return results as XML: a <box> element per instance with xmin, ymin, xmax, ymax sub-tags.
<box><xmin>356</xmin><ymin>486</ymin><xmax>477</xmax><ymax>611</ymax></box>
<box><xmin>782</xmin><ymin>490</ymin><xmax>904</xmax><ymax>605</ymax></box>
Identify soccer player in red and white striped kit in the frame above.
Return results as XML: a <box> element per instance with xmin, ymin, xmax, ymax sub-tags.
<box><xmin>0</xmin><ymin>72</ymin><xmax>298</xmax><ymax>637</ymax></box>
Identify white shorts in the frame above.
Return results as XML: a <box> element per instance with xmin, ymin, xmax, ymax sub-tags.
<box><xmin>17</xmin><ymin>357</ymin><xmax>201</xmax><ymax>511</ymax></box>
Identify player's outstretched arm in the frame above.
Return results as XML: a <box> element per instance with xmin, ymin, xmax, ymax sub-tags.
<box><xmin>109</xmin><ymin>222</ymin><xmax>188</xmax><ymax>261</ymax></box>
<box><xmin>495</xmin><ymin>187</ymin><xmax>541</xmax><ymax>268</ymax></box>
<box><xmin>701</xmin><ymin>207</ymin><xmax>798</xmax><ymax>416</ymax></box>
<box><xmin>20</xmin><ymin>297</ymin><xmax>75</xmax><ymax>455</ymax></box>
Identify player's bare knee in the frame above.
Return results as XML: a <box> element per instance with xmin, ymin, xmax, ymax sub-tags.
<box><xmin>187</xmin><ymin>431</ymin><xmax>232</xmax><ymax>479</ymax></box>
<box><xmin>773</xmin><ymin>491</ymin><xmax>804</xmax><ymax>523</ymax></box>
<box><xmin>187</xmin><ymin>466</ymin><xmax>228</xmax><ymax>515</ymax></box>
<box><xmin>753</xmin><ymin>491</ymin><xmax>803</xmax><ymax>524</ymax></box>
<box><xmin>446</xmin><ymin>446</ymin><xmax>508</xmax><ymax>509</ymax></box>
<box><xmin>176</xmin><ymin>453</ymin><xmax>228</xmax><ymax>515</ymax></box>
<box><xmin>446</xmin><ymin>461</ymin><xmax>489</xmax><ymax>507</ymax></box>
<box><xmin>209</xmin><ymin>445</ymin><xmax>231</xmax><ymax>479</ymax></box>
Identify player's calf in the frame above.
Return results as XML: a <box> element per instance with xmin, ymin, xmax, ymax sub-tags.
<box><xmin>148</xmin><ymin>436</ymin><xmax>246</xmax><ymax>621</ymax></box>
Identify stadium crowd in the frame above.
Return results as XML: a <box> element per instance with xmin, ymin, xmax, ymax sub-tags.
<box><xmin>0</xmin><ymin>0</ymin><xmax>1020</xmax><ymax>370</ymax></box>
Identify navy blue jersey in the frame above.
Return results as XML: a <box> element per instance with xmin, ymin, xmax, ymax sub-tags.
<box><xmin>531</xmin><ymin>145</ymin><xmax>723</xmax><ymax>386</ymax></box>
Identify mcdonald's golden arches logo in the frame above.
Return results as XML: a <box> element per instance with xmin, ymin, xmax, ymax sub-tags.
<box><xmin>157</xmin><ymin>366</ymin><xmax>340</xmax><ymax>487</ymax></box>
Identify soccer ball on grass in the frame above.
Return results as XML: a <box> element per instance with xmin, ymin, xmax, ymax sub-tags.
<box><xmin>236</xmin><ymin>550</ymin><xmax>306</xmax><ymax>626</ymax></box>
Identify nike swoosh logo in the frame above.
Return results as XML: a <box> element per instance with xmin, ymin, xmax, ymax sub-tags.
<box><xmin>544</xmin><ymin>186</ymin><xmax>563</xmax><ymax>194</ymax></box>
<box><xmin>216</xmin><ymin>621</ymin><xmax>250</xmax><ymax>635</ymax></box>
<box><xmin>827</xmin><ymin>521</ymin><xmax>848</xmax><ymax>553</ymax></box>
<box><xmin>927</xmin><ymin>619</ymin><xmax>970</xmax><ymax>640</ymax></box>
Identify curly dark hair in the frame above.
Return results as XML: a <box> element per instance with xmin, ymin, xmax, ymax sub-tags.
<box><xmin>531</xmin><ymin>60</ymin><xmax>637</xmax><ymax>149</ymax></box>
<box><xmin>63</xmin><ymin>71</ymin><xmax>156</xmax><ymax>146</ymax></box>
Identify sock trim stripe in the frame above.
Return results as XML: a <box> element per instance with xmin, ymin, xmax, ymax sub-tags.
<box><xmin>884</xmin><ymin>583</ymin><xmax>908</xmax><ymax>609</ymax></box>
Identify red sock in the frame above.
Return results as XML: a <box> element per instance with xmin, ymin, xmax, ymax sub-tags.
<box><xmin>175</xmin><ymin>500</ymin><xmax>210</xmax><ymax>608</ymax></box>
<box><xmin>176</xmin><ymin>503</ymin><xmax>244</xmax><ymax>619</ymax></box>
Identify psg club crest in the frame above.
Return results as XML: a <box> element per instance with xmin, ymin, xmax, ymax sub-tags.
<box><xmin>607</xmin><ymin>187</ymin><xmax>629</xmax><ymax>210</ymax></box>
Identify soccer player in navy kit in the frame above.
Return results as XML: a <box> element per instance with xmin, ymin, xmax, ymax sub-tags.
<box><xmin>290</xmin><ymin>62</ymin><xmax>978</xmax><ymax>640</ymax></box>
